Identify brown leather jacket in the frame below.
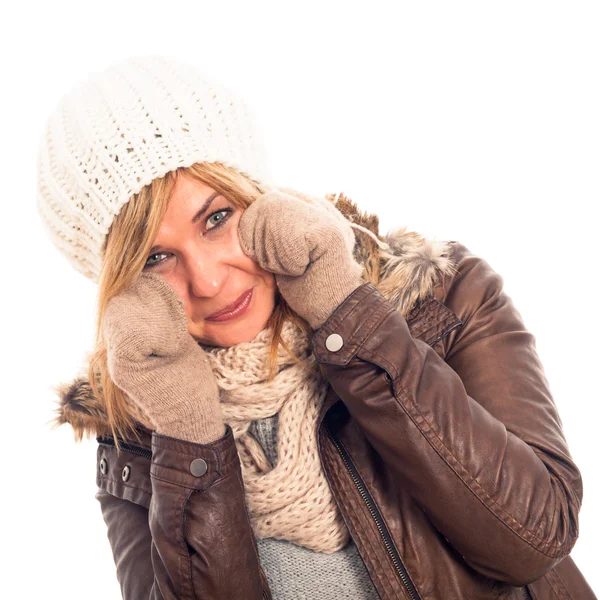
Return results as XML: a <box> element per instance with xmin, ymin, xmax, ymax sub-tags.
<box><xmin>55</xmin><ymin>197</ymin><xmax>596</xmax><ymax>599</ymax></box>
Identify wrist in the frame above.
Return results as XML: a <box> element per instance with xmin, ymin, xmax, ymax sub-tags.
<box><xmin>308</xmin><ymin>266</ymin><xmax>363</xmax><ymax>330</ymax></box>
<box><xmin>155</xmin><ymin>410</ymin><xmax>226</xmax><ymax>445</ymax></box>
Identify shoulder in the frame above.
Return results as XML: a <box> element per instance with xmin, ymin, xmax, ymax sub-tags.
<box><xmin>437</xmin><ymin>240</ymin><xmax>507</xmax><ymax>313</ymax></box>
<box><xmin>434</xmin><ymin>240</ymin><xmax>528</xmax><ymax>353</ymax></box>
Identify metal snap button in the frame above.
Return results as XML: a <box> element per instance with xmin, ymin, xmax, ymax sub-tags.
<box><xmin>190</xmin><ymin>458</ymin><xmax>208</xmax><ymax>477</ymax></box>
<box><xmin>99</xmin><ymin>457</ymin><xmax>108</xmax><ymax>475</ymax></box>
<box><xmin>122</xmin><ymin>465</ymin><xmax>131</xmax><ymax>482</ymax></box>
<box><xmin>325</xmin><ymin>333</ymin><xmax>344</xmax><ymax>352</ymax></box>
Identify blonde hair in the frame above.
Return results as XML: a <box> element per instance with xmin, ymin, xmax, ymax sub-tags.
<box><xmin>87</xmin><ymin>162</ymin><xmax>313</xmax><ymax>450</ymax></box>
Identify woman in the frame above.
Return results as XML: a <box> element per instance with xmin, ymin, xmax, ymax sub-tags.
<box><xmin>37</xmin><ymin>55</ymin><xmax>596</xmax><ymax>599</ymax></box>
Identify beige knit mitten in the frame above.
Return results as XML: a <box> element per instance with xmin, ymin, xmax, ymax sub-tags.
<box><xmin>237</xmin><ymin>191</ymin><xmax>364</xmax><ymax>330</ymax></box>
<box><xmin>102</xmin><ymin>272</ymin><xmax>226</xmax><ymax>444</ymax></box>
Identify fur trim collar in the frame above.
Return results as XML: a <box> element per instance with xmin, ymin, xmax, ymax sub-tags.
<box><xmin>51</xmin><ymin>190</ymin><xmax>458</xmax><ymax>441</ymax></box>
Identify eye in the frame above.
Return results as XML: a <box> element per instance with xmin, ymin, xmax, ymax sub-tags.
<box><xmin>144</xmin><ymin>252</ymin><xmax>170</xmax><ymax>269</ymax></box>
<box><xmin>206</xmin><ymin>208</ymin><xmax>233</xmax><ymax>232</ymax></box>
<box><xmin>144</xmin><ymin>207</ymin><xmax>234</xmax><ymax>270</ymax></box>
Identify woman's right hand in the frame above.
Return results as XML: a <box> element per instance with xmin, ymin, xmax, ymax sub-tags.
<box><xmin>102</xmin><ymin>271</ymin><xmax>226</xmax><ymax>444</ymax></box>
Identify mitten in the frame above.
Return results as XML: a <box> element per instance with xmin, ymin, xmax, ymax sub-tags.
<box><xmin>237</xmin><ymin>191</ymin><xmax>364</xmax><ymax>330</ymax></box>
<box><xmin>102</xmin><ymin>272</ymin><xmax>226</xmax><ymax>444</ymax></box>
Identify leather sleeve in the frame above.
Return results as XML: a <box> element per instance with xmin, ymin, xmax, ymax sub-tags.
<box><xmin>310</xmin><ymin>241</ymin><xmax>583</xmax><ymax>587</ymax></box>
<box><xmin>96</xmin><ymin>489</ymin><xmax>156</xmax><ymax>598</ymax></box>
<box><xmin>96</xmin><ymin>424</ymin><xmax>270</xmax><ymax>599</ymax></box>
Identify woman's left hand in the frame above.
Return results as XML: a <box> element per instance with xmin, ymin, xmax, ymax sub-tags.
<box><xmin>237</xmin><ymin>190</ymin><xmax>364</xmax><ymax>330</ymax></box>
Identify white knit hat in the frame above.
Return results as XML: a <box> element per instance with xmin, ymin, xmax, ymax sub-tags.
<box><xmin>36</xmin><ymin>55</ymin><xmax>273</xmax><ymax>283</ymax></box>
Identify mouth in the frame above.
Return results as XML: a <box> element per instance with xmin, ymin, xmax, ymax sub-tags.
<box><xmin>205</xmin><ymin>288</ymin><xmax>254</xmax><ymax>322</ymax></box>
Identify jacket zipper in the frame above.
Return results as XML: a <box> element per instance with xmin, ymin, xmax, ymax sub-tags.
<box><xmin>96</xmin><ymin>419</ymin><xmax>524</xmax><ymax>599</ymax></box>
<box><xmin>324</xmin><ymin>419</ymin><xmax>422</xmax><ymax>600</ymax></box>
<box><xmin>98</xmin><ymin>435</ymin><xmax>153</xmax><ymax>460</ymax></box>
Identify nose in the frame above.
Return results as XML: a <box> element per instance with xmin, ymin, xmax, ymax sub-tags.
<box><xmin>186</xmin><ymin>250</ymin><xmax>228</xmax><ymax>299</ymax></box>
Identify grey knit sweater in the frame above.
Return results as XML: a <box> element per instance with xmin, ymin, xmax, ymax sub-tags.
<box><xmin>248</xmin><ymin>414</ymin><xmax>380</xmax><ymax>600</ymax></box>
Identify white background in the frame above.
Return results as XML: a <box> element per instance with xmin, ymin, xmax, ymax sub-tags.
<box><xmin>3</xmin><ymin>1</ymin><xmax>598</xmax><ymax>597</ymax></box>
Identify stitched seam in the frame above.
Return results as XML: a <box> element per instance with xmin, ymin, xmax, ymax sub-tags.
<box><xmin>335</xmin><ymin>434</ymin><xmax>421</xmax><ymax>598</ymax></box>
<box><xmin>235</xmin><ymin>467</ymin><xmax>264</xmax><ymax>584</ymax></box>
<box><xmin>324</xmin><ymin>438</ymin><xmax>399</xmax><ymax>596</ymax></box>
<box><xmin>151</xmin><ymin>451</ymin><xmax>236</xmax><ymax>474</ymax></box>
<box><xmin>151</xmin><ymin>444</ymin><xmax>217</xmax><ymax>458</ymax></box>
<box><xmin>378</xmin><ymin>371</ymin><xmax>567</xmax><ymax>556</ymax></box>
<box><xmin>343</xmin><ymin>499</ymin><xmax>399</xmax><ymax>597</ymax></box>
<box><xmin>314</xmin><ymin>285</ymin><xmax>382</xmax><ymax>360</ymax></box>
<box><xmin>151</xmin><ymin>429</ymin><xmax>234</xmax><ymax>462</ymax></box>
<box><xmin>181</xmin><ymin>490</ymin><xmax>204</xmax><ymax>600</ymax></box>
<box><xmin>151</xmin><ymin>471</ymin><xmax>226</xmax><ymax>490</ymax></box>
<box><xmin>363</xmin><ymin>344</ymin><xmax>568</xmax><ymax>555</ymax></box>
<box><xmin>544</xmin><ymin>570</ymin><xmax>564</xmax><ymax>598</ymax></box>
<box><xmin>426</xmin><ymin>318</ymin><xmax>463</xmax><ymax>347</ymax></box>
<box><xmin>549</xmin><ymin>568</ymin><xmax>573</xmax><ymax>600</ymax></box>
<box><xmin>411</xmin><ymin>309</ymin><xmax>449</xmax><ymax>340</ymax></box>
<box><xmin>322</xmin><ymin>428</ymin><xmax>396</xmax><ymax>594</ymax></box>
<box><xmin>348</xmin><ymin>303</ymin><xmax>396</xmax><ymax>359</ymax></box>
<box><xmin>320</xmin><ymin>300</ymin><xmax>393</xmax><ymax>364</ymax></box>
<box><xmin>545</xmin><ymin>480</ymin><xmax>558</xmax><ymax>546</ymax></box>
<box><xmin>570</xmin><ymin>475</ymin><xmax>583</xmax><ymax>506</ymax></box>
<box><xmin>318</xmin><ymin>284</ymin><xmax>378</xmax><ymax>336</ymax></box>
<box><xmin>179</xmin><ymin>488</ymin><xmax>197</xmax><ymax>599</ymax></box>
<box><xmin>98</xmin><ymin>474</ymin><xmax>152</xmax><ymax>495</ymax></box>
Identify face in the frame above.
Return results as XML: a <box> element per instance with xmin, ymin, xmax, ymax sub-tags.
<box><xmin>142</xmin><ymin>172</ymin><xmax>277</xmax><ymax>348</ymax></box>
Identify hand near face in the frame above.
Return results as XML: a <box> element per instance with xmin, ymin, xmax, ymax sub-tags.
<box><xmin>102</xmin><ymin>272</ymin><xmax>225</xmax><ymax>443</ymax></box>
<box><xmin>237</xmin><ymin>191</ymin><xmax>364</xmax><ymax>330</ymax></box>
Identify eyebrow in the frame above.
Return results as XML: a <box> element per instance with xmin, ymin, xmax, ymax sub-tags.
<box><xmin>148</xmin><ymin>191</ymin><xmax>220</xmax><ymax>255</ymax></box>
<box><xmin>191</xmin><ymin>191</ymin><xmax>220</xmax><ymax>224</ymax></box>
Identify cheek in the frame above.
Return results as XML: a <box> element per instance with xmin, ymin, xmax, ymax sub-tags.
<box><xmin>230</xmin><ymin>212</ymin><xmax>275</xmax><ymax>285</ymax></box>
<box><xmin>231</xmin><ymin>211</ymin><xmax>254</xmax><ymax>259</ymax></box>
<box><xmin>261</xmin><ymin>272</ymin><xmax>279</xmax><ymax>306</ymax></box>
<box><xmin>232</xmin><ymin>230</ymin><xmax>263</xmax><ymax>272</ymax></box>
<box><xmin>263</xmin><ymin>270</ymin><xmax>277</xmax><ymax>287</ymax></box>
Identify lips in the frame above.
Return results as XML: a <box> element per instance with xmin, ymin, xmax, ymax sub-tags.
<box><xmin>206</xmin><ymin>288</ymin><xmax>253</xmax><ymax>320</ymax></box>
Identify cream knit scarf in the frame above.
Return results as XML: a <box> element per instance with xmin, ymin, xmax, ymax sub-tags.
<box><xmin>199</xmin><ymin>319</ymin><xmax>351</xmax><ymax>554</ymax></box>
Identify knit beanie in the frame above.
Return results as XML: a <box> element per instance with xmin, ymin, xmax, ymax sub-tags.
<box><xmin>35</xmin><ymin>55</ymin><xmax>273</xmax><ymax>283</ymax></box>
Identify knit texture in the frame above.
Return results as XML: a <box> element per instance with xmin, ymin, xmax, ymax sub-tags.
<box><xmin>237</xmin><ymin>191</ymin><xmax>365</xmax><ymax>330</ymax></box>
<box><xmin>36</xmin><ymin>55</ymin><xmax>272</xmax><ymax>283</ymax></box>
<box><xmin>200</xmin><ymin>319</ymin><xmax>351</xmax><ymax>553</ymax></box>
<box><xmin>102</xmin><ymin>272</ymin><xmax>226</xmax><ymax>444</ymax></box>
<box><xmin>249</xmin><ymin>416</ymin><xmax>380</xmax><ymax>599</ymax></box>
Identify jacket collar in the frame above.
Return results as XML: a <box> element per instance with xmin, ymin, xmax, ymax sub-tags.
<box><xmin>53</xmin><ymin>191</ymin><xmax>460</xmax><ymax>441</ymax></box>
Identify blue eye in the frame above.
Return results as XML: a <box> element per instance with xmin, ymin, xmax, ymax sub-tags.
<box><xmin>144</xmin><ymin>207</ymin><xmax>234</xmax><ymax>269</ymax></box>
<box><xmin>206</xmin><ymin>208</ymin><xmax>232</xmax><ymax>231</ymax></box>
<box><xmin>144</xmin><ymin>253</ymin><xmax>166</xmax><ymax>268</ymax></box>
